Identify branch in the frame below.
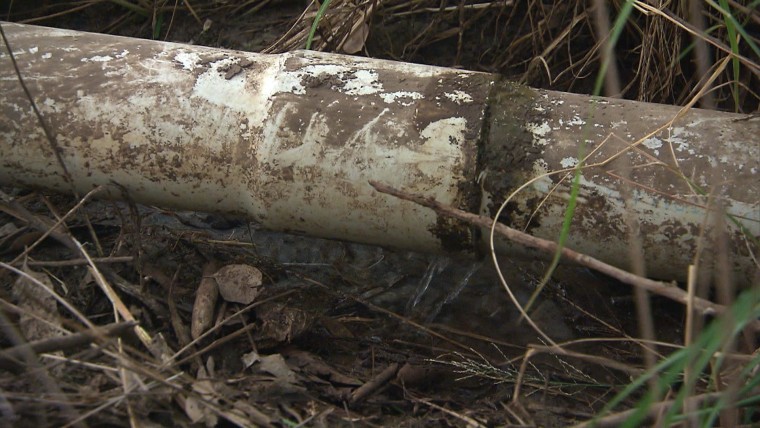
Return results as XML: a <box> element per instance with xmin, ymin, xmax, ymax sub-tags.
<box><xmin>369</xmin><ymin>180</ymin><xmax>756</xmax><ymax>329</ymax></box>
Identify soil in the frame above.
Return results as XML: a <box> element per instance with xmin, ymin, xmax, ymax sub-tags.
<box><xmin>0</xmin><ymin>1</ymin><xmax>756</xmax><ymax>427</ymax></box>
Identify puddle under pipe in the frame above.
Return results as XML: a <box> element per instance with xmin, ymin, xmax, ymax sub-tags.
<box><xmin>0</xmin><ymin>22</ymin><xmax>757</xmax><ymax>283</ymax></box>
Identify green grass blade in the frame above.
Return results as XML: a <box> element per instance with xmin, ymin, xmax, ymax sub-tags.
<box><xmin>590</xmin><ymin>287</ymin><xmax>760</xmax><ymax>426</ymax></box>
<box><xmin>523</xmin><ymin>0</ymin><xmax>637</xmax><ymax>314</ymax></box>
<box><xmin>703</xmin><ymin>335</ymin><xmax>760</xmax><ymax>425</ymax></box>
<box><xmin>706</xmin><ymin>0</ymin><xmax>760</xmax><ymax>62</ymax></box>
<box><xmin>152</xmin><ymin>12</ymin><xmax>164</xmax><ymax>40</ymax></box>
<box><xmin>305</xmin><ymin>0</ymin><xmax>333</xmax><ymax>50</ymax></box>
<box><xmin>660</xmin><ymin>288</ymin><xmax>760</xmax><ymax>426</ymax></box>
<box><xmin>717</xmin><ymin>0</ymin><xmax>741</xmax><ymax>111</ymax></box>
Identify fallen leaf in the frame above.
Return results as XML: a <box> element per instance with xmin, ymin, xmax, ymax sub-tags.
<box><xmin>242</xmin><ymin>350</ymin><xmax>260</xmax><ymax>369</ymax></box>
<box><xmin>191</xmin><ymin>262</ymin><xmax>219</xmax><ymax>339</ymax></box>
<box><xmin>13</xmin><ymin>264</ymin><xmax>62</xmax><ymax>342</ymax></box>
<box><xmin>245</xmin><ymin>352</ymin><xmax>309</xmax><ymax>401</ymax></box>
<box><xmin>258</xmin><ymin>354</ymin><xmax>297</xmax><ymax>385</ymax></box>
<box><xmin>183</xmin><ymin>365</ymin><xmax>220</xmax><ymax>427</ymax></box>
<box><xmin>340</xmin><ymin>22</ymin><xmax>368</xmax><ymax>54</ymax></box>
<box><xmin>0</xmin><ymin>222</ymin><xmax>19</xmax><ymax>240</ymax></box>
<box><xmin>214</xmin><ymin>264</ymin><xmax>263</xmax><ymax>304</ymax></box>
<box><xmin>255</xmin><ymin>302</ymin><xmax>312</xmax><ymax>343</ymax></box>
<box><xmin>284</xmin><ymin>349</ymin><xmax>361</xmax><ymax>386</ymax></box>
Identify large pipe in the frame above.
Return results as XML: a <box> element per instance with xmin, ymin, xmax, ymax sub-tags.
<box><xmin>1</xmin><ymin>22</ymin><xmax>758</xmax><ymax>283</ymax></box>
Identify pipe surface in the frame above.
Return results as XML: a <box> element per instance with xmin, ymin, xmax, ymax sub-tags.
<box><xmin>484</xmin><ymin>82</ymin><xmax>759</xmax><ymax>283</ymax></box>
<box><xmin>0</xmin><ymin>22</ymin><xmax>758</xmax><ymax>283</ymax></box>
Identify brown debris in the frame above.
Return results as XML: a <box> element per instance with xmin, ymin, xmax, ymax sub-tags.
<box><xmin>214</xmin><ymin>264</ymin><xmax>263</xmax><ymax>305</ymax></box>
<box><xmin>11</xmin><ymin>264</ymin><xmax>63</xmax><ymax>344</ymax></box>
<box><xmin>191</xmin><ymin>261</ymin><xmax>220</xmax><ymax>340</ymax></box>
<box><xmin>349</xmin><ymin>362</ymin><xmax>400</xmax><ymax>405</ymax></box>
<box><xmin>0</xmin><ymin>321</ymin><xmax>136</xmax><ymax>373</ymax></box>
<box><xmin>1</xmin><ymin>1</ymin><xmax>758</xmax><ymax>426</ymax></box>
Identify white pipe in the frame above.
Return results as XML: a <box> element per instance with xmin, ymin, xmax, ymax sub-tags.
<box><xmin>0</xmin><ymin>22</ymin><xmax>757</xmax><ymax>283</ymax></box>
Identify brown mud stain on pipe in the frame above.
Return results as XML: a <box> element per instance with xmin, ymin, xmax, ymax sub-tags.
<box><xmin>256</xmin><ymin>52</ymin><xmax>493</xmax><ymax>252</ymax></box>
<box><xmin>478</xmin><ymin>79</ymin><xmax>547</xmax><ymax>232</ymax></box>
<box><xmin>479</xmin><ymin>79</ymin><xmax>759</xmax><ymax>282</ymax></box>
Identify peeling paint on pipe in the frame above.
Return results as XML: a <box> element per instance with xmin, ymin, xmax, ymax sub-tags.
<box><xmin>483</xmin><ymin>82</ymin><xmax>759</xmax><ymax>283</ymax></box>
<box><xmin>0</xmin><ymin>22</ymin><xmax>490</xmax><ymax>254</ymax></box>
<box><xmin>0</xmin><ymin>22</ymin><xmax>758</xmax><ymax>283</ymax></box>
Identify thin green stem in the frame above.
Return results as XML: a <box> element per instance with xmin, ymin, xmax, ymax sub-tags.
<box><xmin>306</xmin><ymin>0</ymin><xmax>333</xmax><ymax>50</ymax></box>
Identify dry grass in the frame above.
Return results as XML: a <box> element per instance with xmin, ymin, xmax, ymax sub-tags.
<box><xmin>1</xmin><ymin>0</ymin><xmax>759</xmax><ymax>426</ymax></box>
<box><xmin>5</xmin><ymin>1</ymin><xmax>758</xmax><ymax>110</ymax></box>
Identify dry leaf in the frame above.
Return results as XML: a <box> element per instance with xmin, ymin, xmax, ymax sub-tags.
<box><xmin>284</xmin><ymin>349</ymin><xmax>361</xmax><ymax>386</ymax></box>
<box><xmin>258</xmin><ymin>354</ymin><xmax>298</xmax><ymax>385</ymax></box>
<box><xmin>255</xmin><ymin>302</ymin><xmax>312</xmax><ymax>343</ymax></box>
<box><xmin>214</xmin><ymin>264</ymin><xmax>263</xmax><ymax>304</ymax></box>
<box><xmin>0</xmin><ymin>222</ymin><xmax>20</xmax><ymax>242</ymax></box>
<box><xmin>13</xmin><ymin>264</ymin><xmax>62</xmax><ymax>342</ymax></box>
<box><xmin>242</xmin><ymin>350</ymin><xmax>261</xmax><ymax>369</ymax></box>
<box><xmin>340</xmin><ymin>19</ymin><xmax>368</xmax><ymax>54</ymax></box>
<box><xmin>229</xmin><ymin>401</ymin><xmax>273</xmax><ymax>426</ymax></box>
<box><xmin>2</xmin><ymin>229</ymin><xmax>43</xmax><ymax>254</ymax></box>
<box><xmin>183</xmin><ymin>365</ymin><xmax>220</xmax><ymax>426</ymax></box>
<box><xmin>191</xmin><ymin>262</ymin><xmax>219</xmax><ymax>340</ymax></box>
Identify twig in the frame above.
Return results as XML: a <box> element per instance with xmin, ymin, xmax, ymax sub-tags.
<box><xmin>0</xmin><ymin>321</ymin><xmax>136</xmax><ymax>373</ymax></box>
<box><xmin>368</xmin><ymin>181</ymin><xmax>756</xmax><ymax>329</ymax></box>
<box><xmin>349</xmin><ymin>362</ymin><xmax>399</xmax><ymax>404</ymax></box>
<box><xmin>21</xmin><ymin>256</ymin><xmax>133</xmax><ymax>267</ymax></box>
<box><xmin>0</xmin><ymin>189</ymin><xmax>163</xmax><ymax>351</ymax></box>
<box><xmin>527</xmin><ymin>344</ymin><xmax>644</xmax><ymax>376</ymax></box>
<box><xmin>73</xmin><ymin>238</ymin><xmax>154</xmax><ymax>347</ymax></box>
<box><xmin>408</xmin><ymin>392</ymin><xmax>486</xmax><ymax>428</ymax></box>
<box><xmin>573</xmin><ymin>391</ymin><xmax>725</xmax><ymax>428</ymax></box>
<box><xmin>298</xmin><ymin>274</ymin><xmax>481</xmax><ymax>355</ymax></box>
<box><xmin>0</xmin><ymin>261</ymin><xmax>94</xmax><ymax>328</ymax></box>
<box><xmin>170</xmin><ymin>289</ymin><xmax>299</xmax><ymax>367</ymax></box>
<box><xmin>0</xmin><ymin>189</ymin><xmax>84</xmax><ymax>255</ymax></box>
<box><xmin>0</xmin><ymin>310</ymin><xmax>82</xmax><ymax>423</ymax></box>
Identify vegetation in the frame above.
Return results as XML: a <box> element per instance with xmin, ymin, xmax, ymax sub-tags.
<box><xmin>1</xmin><ymin>0</ymin><xmax>758</xmax><ymax>426</ymax></box>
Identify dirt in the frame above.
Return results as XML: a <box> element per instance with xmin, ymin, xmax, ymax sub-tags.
<box><xmin>1</xmin><ymin>196</ymin><xmax>644</xmax><ymax>426</ymax></box>
<box><xmin>0</xmin><ymin>1</ymin><xmax>757</xmax><ymax>427</ymax></box>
